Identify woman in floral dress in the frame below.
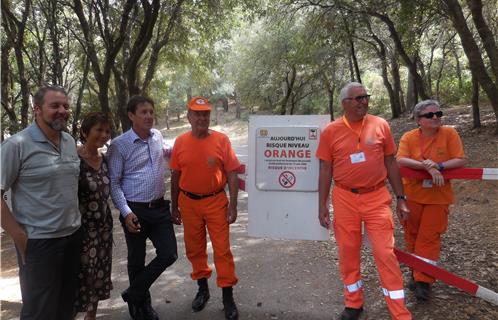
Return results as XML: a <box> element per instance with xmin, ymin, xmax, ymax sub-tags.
<box><xmin>74</xmin><ymin>112</ymin><xmax>113</xmax><ymax>320</ymax></box>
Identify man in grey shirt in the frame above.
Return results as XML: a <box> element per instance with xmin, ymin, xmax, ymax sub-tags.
<box><xmin>1</xmin><ymin>86</ymin><xmax>82</xmax><ymax>320</ymax></box>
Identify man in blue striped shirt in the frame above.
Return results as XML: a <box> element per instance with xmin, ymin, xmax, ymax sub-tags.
<box><xmin>108</xmin><ymin>95</ymin><xmax>177</xmax><ymax>320</ymax></box>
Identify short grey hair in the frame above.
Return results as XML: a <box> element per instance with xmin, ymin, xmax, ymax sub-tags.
<box><xmin>33</xmin><ymin>85</ymin><xmax>68</xmax><ymax>107</ymax></box>
<box><xmin>339</xmin><ymin>82</ymin><xmax>365</xmax><ymax>101</ymax></box>
<box><xmin>412</xmin><ymin>99</ymin><xmax>441</xmax><ymax>120</ymax></box>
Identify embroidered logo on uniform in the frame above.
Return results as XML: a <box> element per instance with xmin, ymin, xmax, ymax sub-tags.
<box><xmin>207</xmin><ymin>156</ymin><xmax>217</xmax><ymax>167</ymax></box>
<box><xmin>365</xmin><ymin>137</ymin><xmax>376</xmax><ymax>145</ymax></box>
<box><xmin>196</xmin><ymin>99</ymin><xmax>206</xmax><ymax>105</ymax></box>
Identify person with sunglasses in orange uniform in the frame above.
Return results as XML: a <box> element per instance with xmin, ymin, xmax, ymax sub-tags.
<box><xmin>396</xmin><ymin>99</ymin><xmax>466</xmax><ymax>301</ymax></box>
<box><xmin>317</xmin><ymin>82</ymin><xmax>412</xmax><ymax>320</ymax></box>
<box><xmin>170</xmin><ymin>97</ymin><xmax>240</xmax><ymax>320</ymax></box>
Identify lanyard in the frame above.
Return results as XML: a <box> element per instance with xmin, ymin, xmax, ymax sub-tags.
<box><xmin>418</xmin><ymin>129</ymin><xmax>437</xmax><ymax>160</ymax></box>
<box><xmin>343</xmin><ymin>115</ymin><xmax>366</xmax><ymax>151</ymax></box>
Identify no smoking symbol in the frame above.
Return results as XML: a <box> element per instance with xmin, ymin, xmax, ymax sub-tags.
<box><xmin>279</xmin><ymin>171</ymin><xmax>296</xmax><ymax>188</ymax></box>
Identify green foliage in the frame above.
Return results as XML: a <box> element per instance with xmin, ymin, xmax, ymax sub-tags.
<box><xmin>2</xmin><ymin>0</ymin><xmax>497</xmax><ymax>136</ymax></box>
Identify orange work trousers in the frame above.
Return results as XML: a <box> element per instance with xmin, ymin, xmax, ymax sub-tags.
<box><xmin>179</xmin><ymin>191</ymin><xmax>238</xmax><ymax>288</ymax></box>
<box><xmin>403</xmin><ymin>201</ymin><xmax>449</xmax><ymax>283</ymax></box>
<box><xmin>332</xmin><ymin>186</ymin><xmax>411</xmax><ymax>320</ymax></box>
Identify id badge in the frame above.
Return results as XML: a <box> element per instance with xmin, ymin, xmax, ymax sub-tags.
<box><xmin>422</xmin><ymin>179</ymin><xmax>433</xmax><ymax>188</ymax></box>
<box><xmin>350</xmin><ymin>152</ymin><xmax>366</xmax><ymax>164</ymax></box>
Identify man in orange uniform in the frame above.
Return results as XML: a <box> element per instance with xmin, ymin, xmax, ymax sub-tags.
<box><xmin>170</xmin><ymin>96</ymin><xmax>240</xmax><ymax>320</ymax></box>
<box><xmin>317</xmin><ymin>82</ymin><xmax>412</xmax><ymax>320</ymax></box>
<box><xmin>397</xmin><ymin>99</ymin><xmax>466</xmax><ymax>300</ymax></box>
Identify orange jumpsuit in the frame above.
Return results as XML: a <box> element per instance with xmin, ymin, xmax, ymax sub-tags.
<box><xmin>169</xmin><ymin>130</ymin><xmax>240</xmax><ymax>288</ymax></box>
<box><xmin>397</xmin><ymin>126</ymin><xmax>464</xmax><ymax>283</ymax></box>
<box><xmin>316</xmin><ymin>115</ymin><xmax>411</xmax><ymax>320</ymax></box>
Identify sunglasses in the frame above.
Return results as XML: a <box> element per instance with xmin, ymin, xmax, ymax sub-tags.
<box><xmin>418</xmin><ymin>111</ymin><xmax>443</xmax><ymax>119</ymax></box>
<box><xmin>344</xmin><ymin>95</ymin><xmax>371</xmax><ymax>103</ymax></box>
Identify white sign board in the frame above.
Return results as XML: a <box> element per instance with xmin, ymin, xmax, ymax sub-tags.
<box><xmin>248</xmin><ymin>115</ymin><xmax>331</xmax><ymax>241</ymax></box>
<box><xmin>255</xmin><ymin>126</ymin><xmax>319</xmax><ymax>191</ymax></box>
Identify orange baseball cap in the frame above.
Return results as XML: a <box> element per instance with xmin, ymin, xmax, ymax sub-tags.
<box><xmin>187</xmin><ymin>96</ymin><xmax>211</xmax><ymax>111</ymax></box>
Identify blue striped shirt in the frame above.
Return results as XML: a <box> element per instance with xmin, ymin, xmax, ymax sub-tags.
<box><xmin>107</xmin><ymin>128</ymin><xmax>170</xmax><ymax>217</ymax></box>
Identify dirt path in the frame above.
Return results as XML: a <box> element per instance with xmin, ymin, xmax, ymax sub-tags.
<box><xmin>1</xmin><ymin>105</ymin><xmax>497</xmax><ymax>319</ymax></box>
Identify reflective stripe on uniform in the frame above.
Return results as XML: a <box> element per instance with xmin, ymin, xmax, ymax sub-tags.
<box><xmin>413</xmin><ymin>254</ymin><xmax>438</xmax><ymax>266</ymax></box>
<box><xmin>344</xmin><ymin>280</ymin><xmax>363</xmax><ymax>293</ymax></box>
<box><xmin>382</xmin><ymin>288</ymin><xmax>405</xmax><ymax>300</ymax></box>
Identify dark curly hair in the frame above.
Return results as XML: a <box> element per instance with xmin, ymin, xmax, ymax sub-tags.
<box><xmin>79</xmin><ymin>112</ymin><xmax>111</xmax><ymax>143</ymax></box>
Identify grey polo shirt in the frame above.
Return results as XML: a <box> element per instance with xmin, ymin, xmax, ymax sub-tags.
<box><xmin>0</xmin><ymin>122</ymin><xmax>81</xmax><ymax>238</ymax></box>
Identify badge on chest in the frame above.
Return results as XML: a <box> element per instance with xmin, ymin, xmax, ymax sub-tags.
<box><xmin>350</xmin><ymin>152</ymin><xmax>366</xmax><ymax>164</ymax></box>
<box><xmin>422</xmin><ymin>179</ymin><xmax>433</xmax><ymax>188</ymax></box>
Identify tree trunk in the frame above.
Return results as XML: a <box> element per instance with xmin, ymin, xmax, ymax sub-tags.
<box><xmin>1</xmin><ymin>41</ymin><xmax>18</xmax><ymax>134</ymax></box>
<box><xmin>435</xmin><ymin>48</ymin><xmax>449</xmax><ymax>99</ymax></box>
<box><xmin>381</xmin><ymin>58</ymin><xmax>399</xmax><ymax>118</ymax></box>
<box><xmin>72</xmin><ymin>57</ymin><xmax>90</xmax><ymax>137</ymax></box>
<box><xmin>366</xmin><ymin>22</ymin><xmax>400</xmax><ymax>118</ymax></box>
<box><xmin>426</xmin><ymin>45</ymin><xmax>436</xmax><ymax>95</ymax></box>
<box><xmin>466</xmin><ymin>0</ymin><xmax>498</xmax><ymax>81</ymax></box>
<box><xmin>164</xmin><ymin>108</ymin><xmax>170</xmax><ymax>130</ymax></box>
<box><xmin>72</xmin><ymin>0</ymin><xmax>135</xmax><ymax>135</ymax></box>
<box><xmin>280</xmin><ymin>66</ymin><xmax>296</xmax><ymax>115</ymax></box>
<box><xmin>213</xmin><ymin>99</ymin><xmax>218</xmax><ymax>125</ymax></box>
<box><xmin>348</xmin><ymin>55</ymin><xmax>355</xmax><ymax>81</ymax></box>
<box><xmin>235</xmin><ymin>91</ymin><xmax>241</xmax><ymax>119</ymax></box>
<box><xmin>327</xmin><ymin>85</ymin><xmax>335</xmax><ymax>121</ymax></box>
<box><xmin>369</xmin><ymin>11</ymin><xmax>429</xmax><ymax>100</ymax></box>
<box><xmin>142</xmin><ymin>0</ymin><xmax>184</xmax><ymax>94</ymax></box>
<box><xmin>443</xmin><ymin>0</ymin><xmax>498</xmax><ymax>132</ymax></box>
<box><xmin>125</xmin><ymin>0</ymin><xmax>161</xmax><ymax>96</ymax></box>
<box><xmin>391</xmin><ymin>53</ymin><xmax>405</xmax><ymax>113</ymax></box>
<box><xmin>471</xmin><ymin>70</ymin><xmax>481</xmax><ymax>128</ymax></box>
<box><xmin>221</xmin><ymin>96</ymin><xmax>229</xmax><ymax>112</ymax></box>
<box><xmin>451</xmin><ymin>44</ymin><xmax>463</xmax><ymax>89</ymax></box>
<box><xmin>47</xmin><ymin>0</ymin><xmax>63</xmax><ymax>85</ymax></box>
<box><xmin>113</xmin><ymin>67</ymin><xmax>130</xmax><ymax>133</ymax></box>
<box><xmin>187</xmin><ymin>87</ymin><xmax>192</xmax><ymax>102</ymax></box>
<box><xmin>406</xmin><ymin>72</ymin><xmax>416</xmax><ymax>112</ymax></box>
<box><xmin>3</xmin><ymin>0</ymin><xmax>32</xmax><ymax>129</ymax></box>
<box><xmin>350</xmin><ymin>39</ymin><xmax>361</xmax><ymax>83</ymax></box>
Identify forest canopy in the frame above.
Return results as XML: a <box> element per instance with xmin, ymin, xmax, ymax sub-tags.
<box><xmin>1</xmin><ymin>0</ymin><xmax>497</xmax><ymax>138</ymax></box>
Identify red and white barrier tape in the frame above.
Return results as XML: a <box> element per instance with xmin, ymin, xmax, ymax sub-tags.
<box><xmin>394</xmin><ymin>248</ymin><xmax>498</xmax><ymax>305</ymax></box>
<box><xmin>237</xmin><ymin>164</ymin><xmax>498</xmax><ymax>305</ymax></box>
<box><xmin>399</xmin><ymin>167</ymin><xmax>498</xmax><ymax>180</ymax></box>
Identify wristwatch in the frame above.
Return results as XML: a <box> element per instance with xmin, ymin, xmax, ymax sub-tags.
<box><xmin>437</xmin><ymin>162</ymin><xmax>445</xmax><ymax>171</ymax></box>
<box><xmin>396</xmin><ymin>195</ymin><xmax>407</xmax><ymax>201</ymax></box>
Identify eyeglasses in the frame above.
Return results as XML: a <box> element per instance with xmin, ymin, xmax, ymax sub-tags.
<box><xmin>418</xmin><ymin>111</ymin><xmax>443</xmax><ymax>119</ymax></box>
<box><xmin>344</xmin><ymin>95</ymin><xmax>371</xmax><ymax>103</ymax></box>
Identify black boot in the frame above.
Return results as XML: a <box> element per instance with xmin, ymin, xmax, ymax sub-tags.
<box><xmin>414</xmin><ymin>281</ymin><xmax>431</xmax><ymax>301</ymax></box>
<box><xmin>121</xmin><ymin>289</ymin><xmax>145</xmax><ymax>320</ymax></box>
<box><xmin>222</xmin><ymin>287</ymin><xmax>238</xmax><ymax>320</ymax></box>
<box><xmin>142</xmin><ymin>291</ymin><xmax>159</xmax><ymax>320</ymax></box>
<box><xmin>407</xmin><ymin>273</ymin><xmax>416</xmax><ymax>291</ymax></box>
<box><xmin>339</xmin><ymin>306</ymin><xmax>363</xmax><ymax>320</ymax></box>
<box><xmin>192</xmin><ymin>278</ymin><xmax>210</xmax><ymax>312</ymax></box>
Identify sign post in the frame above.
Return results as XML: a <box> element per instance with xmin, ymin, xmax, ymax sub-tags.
<box><xmin>248</xmin><ymin>115</ymin><xmax>330</xmax><ymax>240</ymax></box>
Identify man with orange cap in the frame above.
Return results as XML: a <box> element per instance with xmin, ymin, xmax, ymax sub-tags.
<box><xmin>316</xmin><ymin>82</ymin><xmax>412</xmax><ymax>320</ymax></box>
<box><xmin>170</xmin><ymin>96</ymin><xmax>240</xmax><ymax>320</ymax></box>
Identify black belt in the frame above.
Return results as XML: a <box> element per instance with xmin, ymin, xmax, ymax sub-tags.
<box><xmin>181</xmin><ymin>189</ymin><xmax>224</xmax><ymax>200</ymax></box>
<box><xmin>127</xmin><ymin>198</ymin><xmax>166</xmax><ymax>209</ymax></box>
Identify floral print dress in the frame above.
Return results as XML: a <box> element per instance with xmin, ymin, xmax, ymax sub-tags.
<box><xmin>74</xmin><ymin>156</ymin><xmax>113</xmax><ymax>312</ymax></box>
